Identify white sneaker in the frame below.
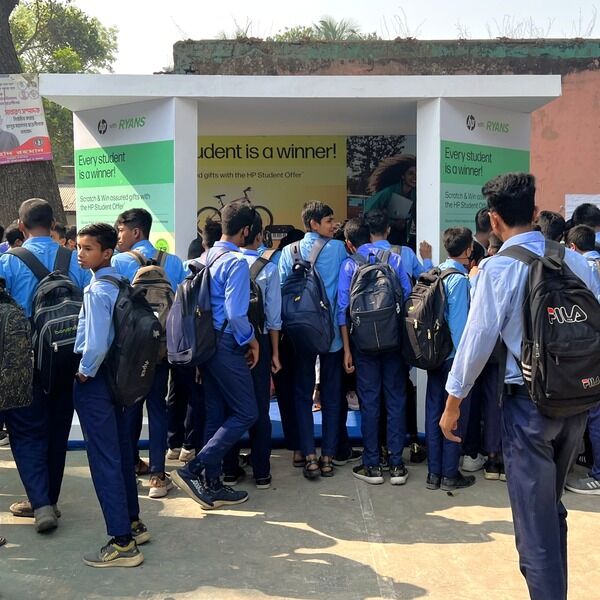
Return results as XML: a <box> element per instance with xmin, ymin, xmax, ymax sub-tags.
<box><xmin>462</xmin><ymin>453</ymin><xmax>486</xmax><ymax>472</ymax></box>
<box><xmin>346</xmin><ymin>391</ymin><xmax>360</xmax><ymax>411</ymax></box>
<box><xmin>179</xmin><ymin>448</ymin><xmax>196</xmax><ymax>463</ymax></box>
<box><xmin>0</xmin><ymin>431</ymin><xmax>9</xmax><ymax>447</ymax></box>
<box><xmin>148</xmin><ymin>474</ymin><xmax>174</xmax><ymax>499</ymax></box>
<box><xmin>166</xmin><ymin>448</ymin><xmax>182</xmax><ymax>461</ymax></box>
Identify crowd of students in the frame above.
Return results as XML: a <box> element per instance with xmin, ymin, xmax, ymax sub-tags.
<box><xmin>0</xmin><ymin>174</ymin><xmax>599</xmax><ymax>600</ymax></box>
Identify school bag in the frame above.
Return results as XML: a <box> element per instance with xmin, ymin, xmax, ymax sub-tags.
<box><xmin>348</xmin><ymin>250</ymin><xmax>404</xmax><ymax>354</ymax></box>
<box><xmin>0</xmin><ymin>284</ymin><xmax>34</xmax><ymax>410</ymax></box>
<box><xmin>8</xmin><ymin>246</ymin><xmax>82</xmax><ymax>392</ymax></box>
<box><xmin>99</xmin><ymin>276</ymin><xmax>162</xmax><ymax>407</ymax></box>
<box><xmin>129</xmin><ymin>250</ymin><xmax>174</xmax><ymax>361</ymax></box>
<box><xmin>248</xmin><ymin>257</ymin><xmax>270</xmax><ymax>334</ymax></box>
<box><xmin>402</xmin><ymin>266</ymin><xmax>463</xmax><ymax>370</ymax></box>
<box><xmin>498</xmin><ymin>240</ymin><xmax>600</xmax><ymax>418</ymax></box>
<box><xmin>281</xmin><ymin>239</ymin><xmax>334</xmax><ymax>355</ymax></box>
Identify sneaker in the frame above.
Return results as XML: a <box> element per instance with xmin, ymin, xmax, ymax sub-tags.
<box><xmin>255</xmin><ymin>475</ymin><xmax>272</xmax><ymax>490</ymax></box>
<box><xmin>223</xmin><ymin>466</ymin><xmax>246</xmax><ymax>486</ymax></box>
<box><xmin>0</xmin><ymin>431</ymin><xmax>9</xmax><ymax>447</ymax></box>
<box><xmin>426</xmin><ymin>473</ymin><xmax>441</xmax><ymax>490</ymax></box>
<box><xmin>171</xmin><ymin>468</ymin><xmax>210</xmax><ymax>507</ymax></box>
<box><xmin>131</xmin><ymin>520</ymin><xmax>150</xmax><ymax>545</ymax></box>
<box><xmin>83</xmin><ymin>539</ymin><xmax>143</xmax><ymax>568</ymax></box>
<box><xmin>484</xmin><ymin>459</ymin><xmax>501</xmax><ymax>480</ymax></box>
<box><xmin>135</xmin><ymin>458</ymin><xmax>150</xmax><ymax>476</ymax></box>
<box><xmin>409</xmin><ymin>442</ymin><xmax>427</xmax><ymax>464</ymax></box>
<box><xmin>172</xmin><ymin>469</ymin><xmax>249</xmax><ymax>510</ymax></box>
<box><xmin>390</xmin><ymin>464</ymin><xmax>409</xmax><ymax>486</ymax></box>
<box><xmin>34</xmin><ymin>505</ymin><xmax>58</xmax><ymax>533</ymax></box>
<box><xmin>148</xmin><ymin>474</ymin><xmax>174</xmax><ymax>499</ymax></box>
<box><xmin>441</xmin><ymin>472</ymin><xmax>476</xmax><ymax>491</ymax></box>
<box><xmin>566</xmin><ymin>476</ymin><xmax>600</xmax><ymax>495</ymax></box>
<box><xmin>462</xmin><ymin>453</ymin><xmax>486</xmax><ymax>472</ymax></box>
<box><xmin>499</xmin><ymin>464</ymin><xmax>507</xmax><ymax>482</ymax></box>
<box><xmin>166</xmin><ymin>447</ymin><xmax>182</xmax><ymax>461</ymax></box>
<box><xmin>10</xmin><ymin>501</ymin><xmax>61</xmax><ymax>519</ymax></box>
<box><xmin>333</xmin><ymin>449</ymin><xmax>362</xmax><ymax>466</ymax></box>
<box><xmin>179</xmin><ymin>448</ymin><xmax>196</xmax><ymax>463</ymax></box>
<box><xmin>352</xmin><ymin>464</ymin><xmax>384</xmax><ymax>485</ymax></box>
<box><xmin>346</xmin><ymin>391</ymin><xmax>360</xmax><ymax>411</ymax></box>
<box><xmin>379</xmin><ymin>447</ymin><xmax>390</xmax><ymax>471</ymax></box>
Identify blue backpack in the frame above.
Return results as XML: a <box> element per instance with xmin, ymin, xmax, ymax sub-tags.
<box><xmin>281</xmin><ymin>239</ymin><xmax>334</xmax><ymax>354</ymax></box>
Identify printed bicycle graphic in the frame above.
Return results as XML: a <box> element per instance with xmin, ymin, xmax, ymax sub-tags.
<box><xmin>197</xmin><ymin>187</ymin><xmax>274</xmax><ymax>234</ymax></box>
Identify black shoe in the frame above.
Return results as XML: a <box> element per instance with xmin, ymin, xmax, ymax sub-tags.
<box><xmin>389</xmin><ymin>464</ymin><xmax>409</xmax><ymax>486</ymax></box>
<box><xmin>202</xmin><ymin>479</ymin><xmax>249</xmax><ymax>510</ymax></box>
<box><xmin>409</xmin><ymin>442</ymin><xmax>427</xmax><ymax>464</ymax></box>
<box><xmin>352</xmin><ymin>464</ymin><xmax>384</xmax><ymax>485</ymax></box>
<box><xmin>379</xmin><ymin>447</ymin><xmax>390</xmax><ymax>471</ymax></box>
<box><xmin>441</xmin><ymin>472</ymin><xmax>476</xmax><ymax>491</ymax></box>
<box><xmin>255</xmin><ymin>475</ymin><xmax>272</xmax><ymax>489</ymax></box>
<box><xmin>171</xmin><ymin>468</ymin><xmax>209</xmax><ymax>506</ymax></box>
<box><xmin>223</xmin><ymin>466</ymin><xmax>246</xmax><ymax>486</ymax></box>
<box><xmin>332</xmin><ymin>449</ymin><xmax>362</xmax><ymax>466</ymax></box>
<box><xmin>426</xmin><ymin>473</ymin><xmax>441</xmax><ymax>490</ymax></box>
<box><xmin>483</xmin><ymin>459</ymin><xmax>501</xmax><ymax>481</ymax></box>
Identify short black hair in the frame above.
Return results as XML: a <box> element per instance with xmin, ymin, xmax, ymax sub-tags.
<box><xmin>0</xmin><ymin>224</ymin><xmax>4</xmax><ymax>241</ymax></box>
<box><xmin>202</xmin><ymin>218</ymin><xmax>222</xmax><ymax>248</ymax></box>
<box><xmin>221</xmin><ymin>200</ymin><xmax>255</xmax><ymax>236</ymax></box>
<box><xmin>534</xmin><ymin>210</ymin><xmax>565</xmax><ymax>242</ymax></box>
<box><xmin>301</xmin><ymin>201</ymin><xmax>333</xmax><ymax>231</ymax></box>
<box><xmin>52</xmin><ymin>222</ymin><xmax>66</xmax><ymax>239</ymax></box>
<box><xmin>365</xmin><ymin>209</ymin><xmax>389</xmax><ymax>236</ymax></box>
<box><xmin>571</xmin><ymin>203</ymin><xmax>600</xmax><ymax>229</ymax></box>
<box><xmin>19</xmin><ymin>198</ymin><xmax>54</xmax><ymax>230</ymax></box>
<box><xmin>187</xmin><ymin>236</ymin><xmax>203</xmax><ymax>260</ymax></box>
<box><xmin>344</xmin><ymin>217</ymin><xmax>371</xmax><ymax>249</ymax></box>
<box><xmin>488</xmin><ymin>233</ymin><xmax>503</xmax><ymax>252</ymax></box>
<box><xmin>443</xmin><ymin>227</ymin><xmax>473</xmax><ymax>257</ymax></box>
<box><xmin>117</xmin><ymin>208</ymin><xmax>152</xmax><ymax>238</ymax></box>
<box><xmin>65</xmin><ymin>225</ymin><xmax>77</xmax><ymax>242</ymax></box>
<box><xmin>77</xmin><ymin>223</ymin><xmax>118</xmax><ymax>251</ymax></box>
<box><xmin>333</xmin><ymin>219</ymin><xmax>347</xmax><ymax>242</ymax></box>
<box><xmin>475</xmin><ymin>207</ymin><xmax>491</xmax><ymax>234</ymax></box>
<box><xmin>5</xmin><ymin>223</ymin><xmax>24</xmax><ymax>246</ymax></box>
<box><xmin>482</xmin><ymin>173</ymin><xmax>535</xmax><ymax>228</ymax></box>
<box><xmin>278</xmin><ymin>228</ymin><xmax>304</xmax><ymax>250</ymax></box>
<box><xmin>566</xmin><ymin>224</ymin><xmax>596</xmax><ymax>252</ymax></box>
<box><xmin>245</xmin><ymin>210</ymin><xmax>264</xmax><ymax>246</ymax></box>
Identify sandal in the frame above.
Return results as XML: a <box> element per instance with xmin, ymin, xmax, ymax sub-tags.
<box><xmin>303</xmin><ymin>457</ymin><xmax>320</xmax><ymax>479</ymax></box>
<box><xmin>319</xmin><ymin>456</ymin><xmax>335</xmax><ymax>478</ymax></box>
<box><xmin>0</xmin><ymin>536</ymin><xmax>5</xmax><ymax>547</ymax></box>
<box><xmin>293</xmin><ymin>451</ymin><xmax>305</xmax><ymax>468</ymax></box>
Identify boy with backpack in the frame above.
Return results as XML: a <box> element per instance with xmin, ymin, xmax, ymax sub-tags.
<box><xmin>112</xmin><ymin>208</ymin><xmax>186</xmax><ymax>498</ymax></box>
<box><xmin>279</xmin><ymin>201</ymin><xmax>348</xmax><ymax>478</ymax></box>
<box><xmin>337</xmin><ymin>218</ymin><xmax>412</xmax><ymax>485</ymax></box>
<box><xmin>171</xmin><ymin>200</ymin><xmax>259</xmax><ymax>508</ymax></box>
<box><xmin>423</xmin><ymin>227</ymin><xmax>474</xmax><ymax>491</ymax></box>
<box><xmin>74</xmin><ymin>223</ymin><xmax>150</xmax><ymax>568</ymax></box>
<box><xmin>441</xmin><ymin>173</ymin><xmax>600</xmax><ymax>600</ymax></box>
<box><xmin>0</xmin><ymin>198</ymin><xmax>90</xmax><ymax>532</ymax></box>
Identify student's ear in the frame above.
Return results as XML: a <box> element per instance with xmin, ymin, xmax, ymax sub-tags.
<box><xmin>17</xmin><ymin>220</ymin><xmax>26</xmax><ymax>234</ymax></box>
<box><xmin>385</xmin><ymin>226</ymin><xmax>391</xmax><ymax>238</ymax></box>
<box><xmin>309</xmin><ymin>218</ymin><xmax>318</xmax><ymax>232</ymax></box>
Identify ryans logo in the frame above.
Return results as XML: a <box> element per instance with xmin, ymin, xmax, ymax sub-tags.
<box><xmin>466</xmin><ymin>114</ymin><xmax>476</xmax><ymax>131</ymax></box>
<box><xmin>97</xmin><ymin>119</ymin><xmax>107</xmax><ymax>135</ymax></box>
<box><xmin>140</xmin><ymin>360</ymin><xmax>150</xmax><ymax>378</ymax></box>
<box><xmin>547</xmin><ymin>305</ymin><xmax>588</xmax><ymax>325</ymax></box>
<box><xmin>582</xmin><ymin>376</ymin><xmax>600</xmax><ymax>390</ymax></box>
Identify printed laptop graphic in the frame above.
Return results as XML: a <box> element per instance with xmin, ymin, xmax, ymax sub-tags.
<box><xmin>388</xmin><ymin>193</ymin><xmax>413</xmax><ymax>220</ymax></box>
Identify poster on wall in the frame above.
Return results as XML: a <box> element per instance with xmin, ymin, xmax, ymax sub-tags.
<box><xmin>74</xmin><ymin>100</ymin><xmax>175</xmax><ymax>252</ymax></box>
<box><xmin>0</xmin><ymin>74</ymin><xmax>52</xmax><ymax>165</ymax></box>
<box><xmin>565</xmin><ymin>194</ymin><xmax>600</xmax><ymax>219</ymax></box>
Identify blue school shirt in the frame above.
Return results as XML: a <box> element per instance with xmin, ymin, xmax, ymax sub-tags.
<box><xmin>241</xmin><ymin>248</ymin><xmax>282</xmax><ymax>333</ymax></box>
<box><xmin>111</xmin><ymin>239</ymin><xmax>186</xmax><ymax>292</ymax></box>
<box><xmin>438</xmin><ymin>258</ymin><xmax>470</xmax><ymax>361</ymax></box>
<box><xmin>279</xmin><ymin>232</ymin><xmax>348</xmax><ymax>353</ymax></box>
<box><xmin>596</xmin><ymin>231</ymin><xmax>600</xmax><ymax>246</ymax></box>
<box><xmin>398</xmin><ymin>245</ymin><xmax>434</xmax><ymax>279</ymax></box>
<box><xmin>446</xmin><ymin>231</ymin><xmax>600</xmax><ymax>398</ymax></box>
<box><xmin>337</xmin><ymin>241</ymin><xmax>413</xmax><ymax>326</ymax></box>
<box><xmin>207</xmin><ymin>241</ymin><xmax>254</xmax><ymax>346</ymax></box>
<box><xmin>74</xmin><ymin>266</ymin><xmax>123</xmax><ymax>378</ymax></box>
<box><xmin>0</xmin><ymin>236</ymin><xmax>90</xmax><ymax>317</ymax></box>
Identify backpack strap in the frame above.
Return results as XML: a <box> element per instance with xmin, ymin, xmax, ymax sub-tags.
<box><xmin>128</xmin><ymin>250</ymin><xmax>150</xmax><ymax>267</ymax></box>
<box><xmin>375</xmin><ymin>249</ymin><xmax>392</xmax><ymax>264</ymax></box>
<box><xmin>307</xmin><ymin>237</ymin><xmax>330</xmax><ymax>266</ymax></box>
<box><xmin>261</xmin><ymin>248</ymin><xmax>278</xmax><ymax>261</ymax></box>
<box><xmin>54</xmin><ymin>246</ymin><xmax>72</xmax><ymax>275</ymax></box>
<box><xmin>99</xmin><ymin>275</ymin><xmax>125</xmax><ymax>289</ymax></box>
<box><xmin>250</xmin><ymin>257</ymin><xmax>269</xmax><ymax>281</ymax></box>
<box><xmin>496</xmin><ymin>245</ymin><xmax>538</xmax><ymax>265</ymax></box>
<box><xmin>350</xmin><ymin>253</ymin><xmax>368</xmax><ymax>266</ymax></box>
<box><xmin>7</xmin><ymin>247</ymin><xmax>51</xmax><ymax>281</ymax></box>
<box><xmin>389</xmin><ymin>245</ymin><xmax>402</xmax><ymax>255</ymax></box>
<box><xmin>206</xmin><ymin>248</ymin><xmax>231</xmax><ymax>268</ymax></box>
<box><xmin>154</xmin><ymin>250</ymin><xmax>167</xmax><ymax>268</ymax></box>
<box><xmin>439</xmin><ymin>267</ymin><xmax>465</xmax><ymax>280</ymax></box>
<box><xmin>290</xmin><ymin>242</ymin><xmax>303</xmax><ymax>266</ymax></box>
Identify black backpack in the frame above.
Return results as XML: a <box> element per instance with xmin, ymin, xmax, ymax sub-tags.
<box><xmin>100</xmin><ymin>276</ymin><xmax>162</xmax><ymax>407</ymax></box>
<box><xmin>402</xmin><ymin>267</ymin><xmax>464</xmax><ymax>370</ymax></box>
<box><xmin>248</xmin><ymin>257</ymin><xmax>269</xmax><ymax>334</ymax></box>
<box><xmin>499</xmin><ymin>241</ymin><xmax>600</xmax><ymax>418</ymax></box>
<box><xmin>348</xmin><ymin>250</ymin><xmax>404</xmax><ymax>354</ymax></box>
<box><xmin>0</xmin><ymin>285</ymin><xmax>34</xmax><ymax>411</ymax></box>
<box><xmin>8</xmin><ymin>246</ymin><xmax>82</xmax><ymax>392</ymax></box>
<box><xmin>281</xmin><ymin>239</ymin><xmax>334</xmax><ymax>355</ymax></box>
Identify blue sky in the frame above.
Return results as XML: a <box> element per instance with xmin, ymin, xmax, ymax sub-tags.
<box><xmin>74</xmin><ymin>0</ymin><xmax>599</xmax><ymax>73</ymax></box>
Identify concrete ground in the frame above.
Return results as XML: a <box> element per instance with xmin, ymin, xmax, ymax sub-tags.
<box><xmin>1</xmin><ymin>445</ymin><xmax>599</xmax><ymax>600</ymax></box>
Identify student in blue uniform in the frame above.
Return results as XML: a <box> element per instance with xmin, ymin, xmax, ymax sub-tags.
<box><xmin>441</xmin><ymin>173</ymin><xmax>600</xmax><ymax>600</ymax></box>
<box><xmin>74</xmin><ymin>223</ymin><xmax>148</xmax><ymax>568</ymax></box>
<box><xmin>279</xmin><ymin>202</ymin><xmax>348</xmax><ymax>479</ymax></box>
<box><xmin>172</xmin><ymin>200</ymin><xmax>259</xmax><ymax>509</ymax></box>
<box><xmin>570</xmin><ymin>202</ymin><xmax>600</xmax><ymax>246</ymax></box>
<box><xmin>0</xmin><ymin>198</ymin><xmax>90</xmax><ymax>532</ymax></box>
<box><xmin>337</xmin><ymin>217</ymin><xmax>412</xmax><ymax>485</ymax></box>
<box><xmin>112</xmin><ymin>208</ymin><xmax>186</xmax><ymax>498</ymax></box>
<box><xmin>425</xmin><ymin>227</ymin><xmax>474</xmax><ymax>492</ymax></box>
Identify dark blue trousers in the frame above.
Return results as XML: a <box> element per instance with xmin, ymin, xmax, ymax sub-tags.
<box><xmin>354</xmin><ymin>347</ymin><xmax>407</xmax><ymax>467</ymax></box>
<box><xmin>272</xmin><ymin>334</ymin><xmax>300</xmax><ymax>451</ymax></box>
<box><xmin>588</xmin><ymin>404</ymin><xmax>600</xmax><ymax>480</ymax></box>
<box><xmin>186</xmin><ymin>333</ymin><xmax>258</xmax><ymax>482</ymax></box>
<box><xmin>426</xmin><ymin>359</ymin><xmax>471</xmax><ymax>478</ymax></box>
<box><xmin>167</xmin><ymin>365</ymin><xmax>204</xmax><ymax>452</ymax></box>
<box><xmin>293</xmin><ymin>350</ymin><xmax>343</xmax><ymax>457</ymax></box>
<box><xmin>74</xmin><ymin>373</ymin><xmax>139</xmax><ymax>537</ymax></box>
<box><xmin>125</xmin><ymin>363</ymin><xmax>169</xmax><ymax>474</ymax></box>
<box><xmin>502</xmin><ymin>387</ymin><xmax>587</xmax><ymax>600</ymax></box>
<box><xmin>4</xmin><ymin>380</ymin><xmax>73</xmax><ymax>510</ymax></box>
<box><xmin>223</xmin><ymin>333</ymin><xmax>272</xmax><ymax>479</ymax></box>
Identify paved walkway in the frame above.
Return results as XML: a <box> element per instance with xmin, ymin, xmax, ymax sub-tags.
<box><xmin>1</xmin><ymin>445</ymin><xmax>599</xmax><ymax>600</ymax></box>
